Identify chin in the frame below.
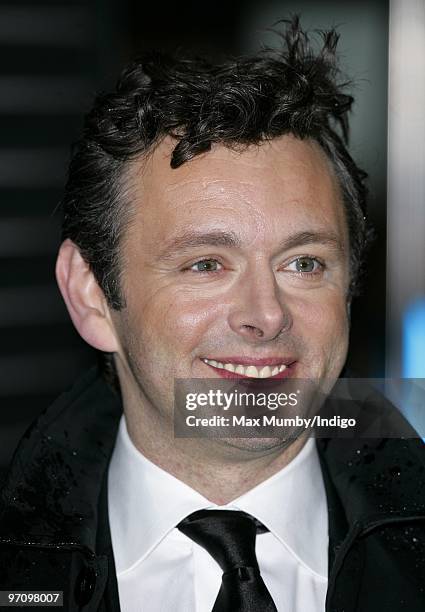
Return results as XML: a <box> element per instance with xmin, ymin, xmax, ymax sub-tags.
<box><xmin>217</xmin><ymin>435</ymin><xmax>302</xmax><ymax>454</ymax></box>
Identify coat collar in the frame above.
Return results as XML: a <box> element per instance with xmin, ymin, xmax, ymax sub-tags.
<box><xmin>0</xmin><ymin>368</ymin><xmax>121</xmax><ymax>553</ymax></box>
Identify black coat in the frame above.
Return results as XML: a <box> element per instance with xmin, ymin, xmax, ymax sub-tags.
<box><xmin>0</xmin><ymin>368</ymin><xmax>424</xmax><ymax>611</ymax></box>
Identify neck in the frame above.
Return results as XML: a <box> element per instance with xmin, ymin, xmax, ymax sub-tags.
<box><xmin>125</xmin><ymin>412</ymin><xmax>308</xmax><ymax>504</ymax></box>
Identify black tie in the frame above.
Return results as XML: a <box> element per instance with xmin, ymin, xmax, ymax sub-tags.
<box><xmin>178</xmin><ymin>509</ymin><xmax>278</xmax><ymax>612</ymax></box>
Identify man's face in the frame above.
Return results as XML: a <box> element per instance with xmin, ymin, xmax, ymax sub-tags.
<box><xmin>111</xmin><ymin>135</ymin><xmax>350</xmax><ymax>449</ymax></box>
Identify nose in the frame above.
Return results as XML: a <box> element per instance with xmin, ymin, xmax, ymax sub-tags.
<box><xmin>228</xmin><ymin>265</ymin><xmax>292</xmax><ymax>342</ymax></box>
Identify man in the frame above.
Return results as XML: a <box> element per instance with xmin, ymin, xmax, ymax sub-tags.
<box><xmin>0</xmin><ymin>18</ymin><xmax>424</xmax><ymax>612</ymax></box>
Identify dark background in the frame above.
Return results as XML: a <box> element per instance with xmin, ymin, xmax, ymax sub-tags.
<box><xmin>0</xmin><ymin>0</ymin><xmax>389</xmax><ymax>479</ymax></box>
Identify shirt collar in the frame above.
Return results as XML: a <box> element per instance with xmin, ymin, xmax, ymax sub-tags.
<box><xmin>108</xmin><ymin>416</ymin><xmax>328</xmax><ymax>578</ymax></box>
<box><xmin>231</xmin><ymin>437</ymin><xmax>328</xmax><ymax>578</ymax></box>
<box><xmin>108</xmin><ymin>417</ymin><xmax>211</xmax><ymax>573</ymax></box>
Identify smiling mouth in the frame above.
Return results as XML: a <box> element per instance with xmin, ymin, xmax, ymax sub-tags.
<box><xmin>201</xmin><ymin>358</ymin><xmax>295</xmax><ymax>379</ymax></box>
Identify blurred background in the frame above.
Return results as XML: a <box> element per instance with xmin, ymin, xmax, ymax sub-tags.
<box><xmin>1</xmin><ymin>0</ymin><xmax>423</xmax><ymax>479</ymax></box>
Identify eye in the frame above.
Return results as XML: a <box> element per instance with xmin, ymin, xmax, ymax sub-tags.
<box><xmin>286</xmin><ymin>256</ymin><xmax>323</xmax><ymax>274</ymax></box>
<box><xmin>189</xmin><ymin>259</ymin><xmax>223</xmax><ymax>273</ymax></box>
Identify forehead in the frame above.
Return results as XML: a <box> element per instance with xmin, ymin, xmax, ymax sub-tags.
<box><xmin>126</xmin><ymin>134</ymin><xmax>346</xmax><ymax>247</ymax></box>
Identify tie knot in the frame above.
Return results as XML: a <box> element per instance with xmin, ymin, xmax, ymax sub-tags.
<box><xmin>177</xmin><ymin>510</ymin><xmax>266</xmax><ymax>573</ymax></box>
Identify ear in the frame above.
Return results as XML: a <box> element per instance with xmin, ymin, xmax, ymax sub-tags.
<box><xmin>56</xmin><ymin>239</ymin><xmax>120</xmax><ymax>352</ymax></box>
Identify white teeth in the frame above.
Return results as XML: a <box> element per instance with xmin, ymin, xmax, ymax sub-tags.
<box><xmin>259</xmin><ymin>366</ymin><xmax>272</xmax><ymax>378</ymax></box>
<box><xmin>203</xmin><ymin>359</ymin><xmax>288</xmax><ymax>379</ymax></box>
<box><xmin>245</xmin><ymin>365</ymin><xmax>259</xmax><ymax>378</ymax></box>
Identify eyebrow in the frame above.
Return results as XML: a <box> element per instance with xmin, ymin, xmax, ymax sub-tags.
<box><xmin>157</xmin><ymin>230</ymin><xmax>240</xmax><ymax>261</ymax></box>
<box><xmin>156</xmin><ymin>229</ymin><xmax>346</xmax><ymax>261</ymax></box>
<box><xmin>279</xmin><ymin>230</ymin><xmax>346</xmax><ymax>254</ymax></box>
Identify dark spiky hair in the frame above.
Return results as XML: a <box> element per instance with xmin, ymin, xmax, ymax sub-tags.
<box><xmin>61</xmin><ymin>16</ymin><xmax>369</xmax><ymax>308</ymax></box>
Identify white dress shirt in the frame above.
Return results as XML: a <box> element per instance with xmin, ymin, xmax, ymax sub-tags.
<box><xmin>108</xmin><ymin>417</ymin><xmax>328</xmax><ymax>612</ymax></box>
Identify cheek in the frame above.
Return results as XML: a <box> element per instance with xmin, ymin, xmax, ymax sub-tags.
<box><xmin>128</xmin><ymin>286</ymin><xmax>226</xmax><ymax>353</ymax></box>
<box><xmin>291</xmin><ymin>293</ymin><xmax>349</xmax><ymax>352</ymax></box>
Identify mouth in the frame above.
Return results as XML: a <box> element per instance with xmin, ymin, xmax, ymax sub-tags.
<box><xmin>201</xmin><ymin>357</ymin><xmax>296</xmax><ymax>380</ymax></box>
